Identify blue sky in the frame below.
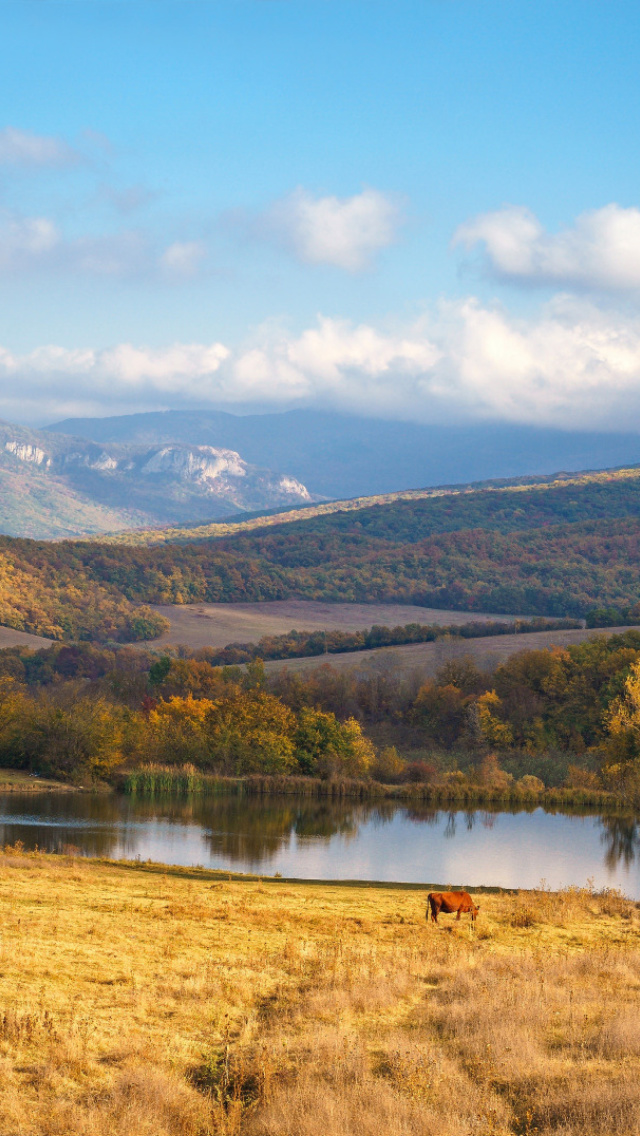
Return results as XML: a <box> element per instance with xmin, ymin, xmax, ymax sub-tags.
<box><xmin>2</xmin><ymin>0</ymin><xmax>640</xmax><ymax>426</ymax></box>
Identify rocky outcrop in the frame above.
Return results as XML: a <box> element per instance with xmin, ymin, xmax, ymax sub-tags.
<box><xmin>0</xmin><ymin>419</ymin><xmax>318</xmax><ymax>536</ymax></box>
<box><xmin>5</xmin><ymin>441</ymin><xmax>51</xmax><ymax>467</ymax></box>
<box><xmin>140</xmin><ymin>445</ymin><xmax>247</xmax><ymax>483</ymax></box>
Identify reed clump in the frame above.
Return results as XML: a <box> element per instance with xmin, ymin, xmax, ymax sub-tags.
<box><xmin>123</xmin><ymin>764</ymin><xmax>243</xmax><ymax>796</ymax></box>
<box><xmin>0</xmin><ymin>849</ymin><xmax>638</xmax><ymax>1135</ymax></box>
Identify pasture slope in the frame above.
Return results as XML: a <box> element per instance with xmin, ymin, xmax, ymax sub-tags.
<box><xmin>0</xmin><ymin>847</ymin><xmax>638</xmax><ymax>1136</ymax></box>
<box><xmin>263</xmin><ymin>623</ymin><xmax>639</xmax><ymax>676</ymax></box>
<box><xmin>142</xmin><ymin>600</ymin><xmax>525</xmax><ymax>651</ymax></box>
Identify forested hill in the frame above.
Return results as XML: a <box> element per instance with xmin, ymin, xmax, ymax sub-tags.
<box><xmin>105</xmin><ymin>463</ymin><xmax>640</xmax><ymax>546</ymax></box>
<box><xmin>3</xmin><ymin>464</ymin><xmax>640</xmax><ymax>641</ymax></box>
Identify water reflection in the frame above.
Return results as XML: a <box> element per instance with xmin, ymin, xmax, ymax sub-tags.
<box><xmin>0</xmin><ymin>792</ymin><xmax>637</xmax><ymax>895</ymax></box>
<box><xmin>599</xmin><ymin>814</ymin><xmax>640</xmax><ymax>870</ymax></box>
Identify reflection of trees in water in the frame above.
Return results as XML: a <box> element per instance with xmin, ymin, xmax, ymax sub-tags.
<box><xmin>196</xmin><ymin>795</ymin><xmax>363</xmax><ymax>866</ymax></box>
<box><xmin>444</xmin><ymin>812</ymin><xmax>458</xmax><ymax>839</ymax></box>
<box><xmin>5</xmin><ymin>792</ymin><xmax>637</xmax><ymax>885</ymax></box>
<box><xmin>599</xmin><ymin>814</ymin><xmax>640</xmax><ymax>871</ymax></box>
<box><xmin>443</xmin><ymin>810</ymin><xmax>480</xmax><ymax>838</ymax></box>
<box><xmin>0</xmin><ymin>792</ymin><xmax>369</xmax><ymax>867</ymax></box>
<box><xmin>405</xmin><ymin>807</ymin><xmax>440</xmax><ymax>826</ymax></box>
<box><xmin>0</xmin><ymin>791</ymin><xmax>141</xmax><ymax>859</ymax></box>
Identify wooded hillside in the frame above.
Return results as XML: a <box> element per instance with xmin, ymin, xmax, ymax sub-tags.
<box><xmin>2</xmin><ymin>466</ymin><xmax>640</xmax><ymax>640</ymax></box>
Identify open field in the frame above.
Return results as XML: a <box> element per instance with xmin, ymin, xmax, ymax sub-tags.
<box><xmin>143</xmin><ymin>601</ymin><xmax>526</xmax><ymax>650</ymax></box>
<box><xmin>0</xmin><ymin>626</ymin><xmax>53</xmax><ymax>651</ymax></box>
<box><xmin>264</xmin><ymin>624</ymin><xmax>637</xmax><ymax>677</ymax></box>
<box><xmin>0</xmin><ymin>849</ymin><xmax>639</xmax><ymax>1135</ymax></box>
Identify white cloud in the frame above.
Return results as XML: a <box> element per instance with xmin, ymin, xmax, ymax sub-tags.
<box><xmin>0</xmin><ymin>214</ymin><xmax>60</xmax><ymax>271</ymax></box>
<box><xmin>231</xmin><ymin>317</ymin><xmax>439</xmax><ymax>408</ymax></box>
<box><xmin>0</xmin><ymin>127</ymin><xmax>77</xmax><ymax>167</ymax></box>
<box><xmin>0</xmin><ymin>341</ymin><xmax>230</xmax><ymax>421</ymax></box>
<box><xmin>256</xmin><ymin>187</ymin><xmax>402</xmax><ymax>271</ymax></box>
<box><xmin>424</xmin><ymin>296</ymin><xmax>640</xmax><ymax>427</ymax></box>
<box><xmin>6</xmin><ymin>299</ymin><xmax>640</xmax><ymax>429</ymax></box>
<box><xmin>0</xmin><ymin>209</ymin><xmax>206</xmax><ymax>280</ymax></box>
<box><xmin>160</xmin><ymin>240</ymin><xmax>206</xmax><ymax>278</ymax></box>
<box><xmin>454</xmin><ymin>204</ymin><xmax>640</xmax><ymax>290</ymax></box>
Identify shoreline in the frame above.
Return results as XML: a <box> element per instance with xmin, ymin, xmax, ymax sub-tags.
<box><xmin>0</xmin><ymin>774</ymin><xmax>81</xmax><ymax>793</ymax></box>
<box><xmin>0</xmin><ymin>847</ymin><xmax>617</xmax><ymax>897</ymax></box>
<box><xmin>3</xmin><ymin>767</ymin><xmax>638</xmax><ymax>815</ymax></box>
<box><xmin>120</xmin><ymin>769</ymin><xmax>640</xmax><ymax>814</ymax></box>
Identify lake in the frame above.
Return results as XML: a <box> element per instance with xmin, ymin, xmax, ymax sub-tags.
<box><xmin>1</xmin><ymin>792</ymin><xmax>640</xmax><ymax>897</ymax></box>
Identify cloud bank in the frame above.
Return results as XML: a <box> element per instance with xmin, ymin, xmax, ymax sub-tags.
<box><xmin>454</xmin><ymin>204</ymin><xmax>640</xmax><ymax>290</ymax></box>
<box><xmin>4</xmin><ymin>298</ymin><xmax>640</xmax><ymax>430</ymax></box>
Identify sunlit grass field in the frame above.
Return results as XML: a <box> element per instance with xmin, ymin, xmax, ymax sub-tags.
<box><xmin>0</xmin><ymin>849</ymin><xmax>638</xmax><ymax>1135</ymax></box>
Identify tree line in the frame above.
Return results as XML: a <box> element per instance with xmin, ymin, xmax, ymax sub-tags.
<box><xmin>2</xmin><ymin>631</ymin><xmax>640</xmax><ymax>798</ymax></box>
<box><xmin>194</xmin><ymin>617</ymin><xmax>580</xmax><ymax>666</ymax></box>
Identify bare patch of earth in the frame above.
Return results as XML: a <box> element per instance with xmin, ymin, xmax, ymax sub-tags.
<box><xmin>143</xmin><ymin>600</ymin><xmax>526</xmax><ymax>650</ymax></box>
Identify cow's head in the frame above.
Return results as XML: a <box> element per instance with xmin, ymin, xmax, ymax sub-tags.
<box><xmin>471</xmin><ymin>904</ymin><xmax>480</xmax><ymax>922</ymax></box>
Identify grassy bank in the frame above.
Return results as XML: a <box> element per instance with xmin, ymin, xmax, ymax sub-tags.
<box><xmin>0</xmin><ymin>847</ymin><xmax>638</xmax><ymax>1135</ymax></box>
<box><xmin>121</xmin><ymin>766</ymin><xmax>637</xmax><ymax>812</ymax></box>
<box><xmin>0</xmin><ymin>770</ymin><xmax>78</xmax><ymax>793</ymax></box>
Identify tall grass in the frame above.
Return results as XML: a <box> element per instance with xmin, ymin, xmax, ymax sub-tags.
<box><xmin>121</xmin><ymin>766</ymin><xmax>633</xmax><ymax>811</ymax></box>
<box><xmin>122</xmin><ymin>764</ymin><xmax>244</xmax><ymax>796</ymax></box>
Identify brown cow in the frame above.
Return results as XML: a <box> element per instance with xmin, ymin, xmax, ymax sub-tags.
<box><xmin>427</xmin><ymin>891</ymin><xmax>479</xmax><ymax>925</ymax></box>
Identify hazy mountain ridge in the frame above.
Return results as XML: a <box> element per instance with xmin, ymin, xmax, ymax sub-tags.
<box><xmin>0</xmin><ymin>420</ymin><xmax>314</xmax><ymax>537</ymax></box>
<box><xmin>48</xmin><ymin>409</ymin><xmax>640</xmax><ymax>500</ymax></box>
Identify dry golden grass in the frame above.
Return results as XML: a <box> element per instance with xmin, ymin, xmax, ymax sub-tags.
<box><xmin>0</xmin><ymin>852</ymin><xmax>638</xmax><ymax>1135</ymax></box>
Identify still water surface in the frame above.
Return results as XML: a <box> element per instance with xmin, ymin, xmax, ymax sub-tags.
<box><xmin>1</xmin><ymin>792</ymin><xmax>639</xmax><ymax>896</ymax></box>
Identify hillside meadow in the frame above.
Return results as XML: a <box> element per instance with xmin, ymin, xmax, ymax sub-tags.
<box><xmin>142</xmin><ymin>600</ymin><xmax>522</xmax><ymax>651</ymax></box>
<box><xmin>0</xmin><ymin>848</ymin><xmax>638</xmax><ymax>1136</ymax></box>
<box><xmin>4</xmin><ymin>464</ymin><xmax>640</xmax><ymax>642</ymax></box>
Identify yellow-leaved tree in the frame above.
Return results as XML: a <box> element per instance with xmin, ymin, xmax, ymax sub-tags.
<box><xmin>602</xmin><ymin>660</ymin><xmax>640</xmax><ymax>793</ymax></box>
<box><xmin>476</xmin><ymin>691</ymin><xmax>514</xmax><ymax>748</ymax></box>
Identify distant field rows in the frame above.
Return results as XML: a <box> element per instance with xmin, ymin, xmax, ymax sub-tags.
<box><xmin>144</xmin><ymin>599</ymin><xmax>529</xmax><ymax>650</ymax></box>
<box><xmin>262</xmin><ymin>625</ymin><xmax>637</xmax><ymax>677</ymax></box>
<box><xmin>0</xmin><ymin>600</ymin><xmax>628</xmax><ymax>680</ymax></box>
<box><xmin>138</xmin><ymin>598</ymin><xmax>629</xmax><ymax>678</ymax></box>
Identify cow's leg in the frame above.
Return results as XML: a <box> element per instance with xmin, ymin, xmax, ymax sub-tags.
<box><xmin>456</xmin><ymin>908</ymin><xmax>462</xmax><ymax>920</ymax></box>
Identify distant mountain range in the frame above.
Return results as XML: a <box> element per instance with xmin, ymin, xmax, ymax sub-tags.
<box><xmin>49</xmin><ymin>409</ymin><xmax>640</xmax><ymax>501</ymax></box>
<box><xmin>0</xmin><ymin>420</ymin><xmax>313</xmax><ymax>538</ymax></box>
<box><xmin>4</xmin><ymin>407</ymin><xmax>640</xmax><ymax>538</ymax></box>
